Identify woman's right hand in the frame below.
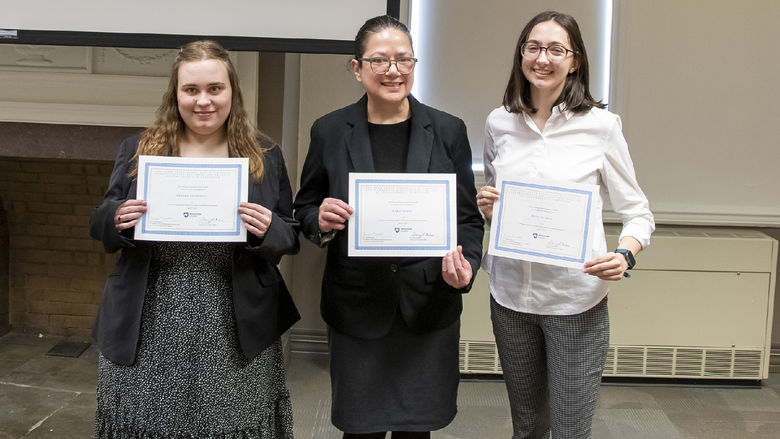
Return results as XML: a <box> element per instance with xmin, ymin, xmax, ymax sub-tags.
<box><xmin>476</xmin><ymin>186</ymin><xmax>500</xmax><ymax>221</ymax></box>
<box><xmin>318</xmin><ymin>197</ymin><xmax>354</xmax><ymax>233</ymax></box>
<box><xmin>115</xmin><ymin>199</ymin><xmax>147</xmax><ymax>231</ymax></box>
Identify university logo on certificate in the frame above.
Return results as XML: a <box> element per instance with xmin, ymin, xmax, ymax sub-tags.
<box><xmin>348</xmin><ymin>172</ymin><xmax>457</xmax><ymax>257</ymax></box>
<box><xmin>488</xmin><ymin>177</ymin><xmax>597</xmax><ymax>268</ymax></box>
<box><xmin>135</xmin><ymin>155</ymin><xmax>248</xmax><ymax>242</ymax></box>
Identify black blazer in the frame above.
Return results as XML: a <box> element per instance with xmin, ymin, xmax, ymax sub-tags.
<box><xmin>90</xmin><ymin>134</ymin><xmax>300</xmax><ymax>366</ymax></box>
<box><xmin>293</xmin><ymin>95</ymin><xmax>484</xmax><ymax>339</ymax></box>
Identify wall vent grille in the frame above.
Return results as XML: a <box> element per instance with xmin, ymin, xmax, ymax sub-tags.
<box><xmin>459</xmin><ymin>342</ymin><xmax>764</xmax><ymax>379</ymax></box>
<box><xmin>459</xmin><ymin>341</ymin><xmax>501</xmax><ymax>373</ymax></box>
<box><xmin>604</xmin><ymin>347</ymin><xmax>616</xmax><ymax>375</ymax></box>
<box><xmin>733</xmin><ymin>350</ymin><xmax>762</xmax><ymax>377</ymax></box>
<box><xmin>645</xmin><ymin>347</ymin><xmax>675</xmax><ymax>376</ymax></box>
<box><xmin>675</xmin><ymin>349</ymin><xmax>704</xmax><ymax>376</ymax></box>
<box><xmin>704</xmin><ymin>350</ymin><xmax>733</xmax><ymax>377</ymax></box>
<box><xmin>615</xmin><ymin>346</ymin><xmax>645</xmax><ymax>375</ymax></box>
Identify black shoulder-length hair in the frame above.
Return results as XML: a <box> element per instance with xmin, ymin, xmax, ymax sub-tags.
<box><xmin>502</xmin><ymin>10</ymin><xmax>605</xmax><ymax>115</ymax></box>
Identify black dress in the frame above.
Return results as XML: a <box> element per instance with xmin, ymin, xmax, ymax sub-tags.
<box><xmin>328</xmin><ymin>120</ymin><xmax>461</xmax><ymax>433</ymax></box>
<box><xmin>94</xmin><ymin>242</ymin><xmax>294</xmax><ymax>438</ymax></box>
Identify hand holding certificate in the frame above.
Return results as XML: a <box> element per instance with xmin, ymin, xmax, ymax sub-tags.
<box><xmin>348</xmin><ymin>173</ymin><xmax>457</xmax><ymax>257</ymax></box>
<box><xmin>487</xmin><ymin>177</ymin><xmax>597</xmax><ymax>268</ymax></box>
<box><xmin>134</xmin><ymin>155</ymin><xmax>248</xmax><ymax>242</ymax></box>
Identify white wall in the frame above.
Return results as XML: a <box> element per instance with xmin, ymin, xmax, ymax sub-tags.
<box><xmin>410</xmin><ymin>0</ymin><xmax>610</xmax><ymax>164</ymax></box>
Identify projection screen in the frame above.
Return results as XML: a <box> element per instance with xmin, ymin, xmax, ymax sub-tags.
<box><xmin>0</xmin><ymin>0</ymin><xmax>399</xmax><ymax>53</ymax></box>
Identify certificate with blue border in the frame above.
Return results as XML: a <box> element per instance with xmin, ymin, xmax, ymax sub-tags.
<box><xmin>134</xmin><ymin>155</ymin><xmax>248</xmax><ymax>242</ymax></box>
<box><xmin>348</xmin><ymin>173</ymin><xmax>457</xmax><ymax>257</ymax></box>
<box><xmin>488</xmin><ymin>177</ymin><xmax>597</xmax><ymax>268</ymax></box>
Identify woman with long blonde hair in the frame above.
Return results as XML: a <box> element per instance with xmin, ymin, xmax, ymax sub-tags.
<box><xmin>90</xmin><ymin>40</ymin><xmax>298</xmax><ymax>438</ymax></box>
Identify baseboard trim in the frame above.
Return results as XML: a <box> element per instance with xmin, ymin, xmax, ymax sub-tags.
<box><xmin>289</xmin><ymin>328</ymin><xmax>328</xmax><ymax>354</ymax></box>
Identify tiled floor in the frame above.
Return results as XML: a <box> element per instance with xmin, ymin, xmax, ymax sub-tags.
<box><xmin>1</xmin><ymin>332</ymin><xmax>779</xmax><ymax>438</ymax></box>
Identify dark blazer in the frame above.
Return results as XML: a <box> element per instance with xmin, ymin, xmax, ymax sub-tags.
<box><xmin>293</xmin><ymin>95</ymin><xmax>484</xmax><ymax>339</ymax></box>
<box><xmin>90</xmin><ymin>134</ymin><xmax>300</xmax><ymax>366</ymax></box>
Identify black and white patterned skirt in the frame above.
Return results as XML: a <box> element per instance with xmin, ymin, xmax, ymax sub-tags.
<box><xmin>95</xmin><ymin>242</ymin><xmax>293</xmax><ymax>438</ymax></box>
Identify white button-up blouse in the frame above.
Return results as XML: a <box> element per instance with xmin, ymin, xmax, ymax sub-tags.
<box><xmin>482</xmin><ymin>104</ymin><xmax>655</xmax><ymax>315</ymax></box>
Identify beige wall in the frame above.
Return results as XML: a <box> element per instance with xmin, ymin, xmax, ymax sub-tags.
<box><xmin>289</xmin><ymin>54</ymin><xmax>364</xmax><ymax>332</ymax></box>
<box><xmin>411</xmin><ymin>0</ymin><xmax>609</xmax><ymax>164</ymax></box>
<box><xmin>608</xmin><ymin>0</ymin><xmax>780</xmax><ymax>361</ymax></box>
<box><xmin>610</xmin><ymin>0</ymin><xmax>780</xmax><ymax>226</ymax></box>
<box><xmin>0</xmin><ymin>47</ymin><xmax>258</xmax><ymax>128</ymax></box>
<box><xmin>411</xmin><ymin>0</ymin><xmax>780</xmax><ymax>227</ymax></box>
<box><xmin>284</xmin><ymin>1</ymin><xmax>780</xmax><ymax>361</ymax></box>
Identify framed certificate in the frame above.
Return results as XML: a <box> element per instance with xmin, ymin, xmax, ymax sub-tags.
<box><xmin>135</xmin><ymin>155</ymin><xmax>248</xmax><ymax>242</ymax></box>
<box><xmin>488</xmin><ymin>177</ymin><xmax>598</xmax><ymax>268</ymax></box>
<box><xmin>348</xmin><ymin>173</ymin><xmax>457</xmax><ymax>257</ymax></box>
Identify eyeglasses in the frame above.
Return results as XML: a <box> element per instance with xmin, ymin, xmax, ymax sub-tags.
<box><xmin>520</xmin><ymin>43</ymin><xmax>577</xmax><ymax>61</ymax></box>
<box><xmin>356</xmin><ymin>57</ymin><xmax>418</xmax><ymax>75</ymax></box>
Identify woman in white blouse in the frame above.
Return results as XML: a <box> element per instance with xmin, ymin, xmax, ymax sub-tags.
<box><xmin>477</xmin><ymin>11</ymin><xmax>654</xmax><ymax>439</ymax></box>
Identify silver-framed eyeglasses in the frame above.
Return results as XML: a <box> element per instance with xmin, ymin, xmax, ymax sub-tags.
<box><xmin>356</xmin><ymin>57</ymin><xmax>418</xmax><ymax>75</ymax></box>
<box><xmin>520</xmin><ymin>43</ymin><xmax>578</xmax><ymax>61</ymax></box>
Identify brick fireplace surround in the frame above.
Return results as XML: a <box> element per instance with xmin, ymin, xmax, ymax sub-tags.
<box><xmin>0</xmin><ymin>122</ymin><xmax>141</xmax><ymax>338</ymax></box>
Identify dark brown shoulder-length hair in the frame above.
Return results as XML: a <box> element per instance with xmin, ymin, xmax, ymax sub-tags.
<box><xmin>131</xmin><ymin>40</ymin><xmax>272</xmax><ymax>180</ymax></box>
<box><xmin>503</xmin><ymin>10</ymin><xmax>605</xmax><ymax>115</ymax></box>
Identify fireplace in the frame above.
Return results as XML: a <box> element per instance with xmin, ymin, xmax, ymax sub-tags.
<box><xmin>0</xmin><ymin>122</ymin><xmax>140</xmax><ymax>339</ymax></box>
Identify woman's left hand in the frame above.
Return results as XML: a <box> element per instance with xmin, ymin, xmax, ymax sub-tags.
<box><xmin>239</xmin><ymin>202</ymin><xmax>272</xmax><ymax>238</ymax></box>
<box><xmin>476</xmin><ymin>186</ymin><xmax>500</xmax><ymax>221</ymax></box>
<box><xmin>442</xmin><ymin>245</ymin><xmax>472</xmax><ymax>289</ymax></box>
<box><xmin>584</xmin><ymin>252</ymin><xmax>628</xmax><ymax>281</ymax></box>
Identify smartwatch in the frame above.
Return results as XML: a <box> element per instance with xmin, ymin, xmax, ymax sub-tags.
<box><xmin>614</xmin><ymin>248</ymin><xmax>636</xmax><ymax>270</ymax></box>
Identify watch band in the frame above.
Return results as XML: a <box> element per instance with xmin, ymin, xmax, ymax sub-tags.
<box><xmin>614</xmin><ymin>248</ymin><xmax>636</xmax><ymax>269</ymax></box>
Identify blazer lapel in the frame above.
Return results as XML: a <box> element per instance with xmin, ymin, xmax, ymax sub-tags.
<box><xmin>405</xmin><ymin>95</ymin><xmax>433</xmax><ymax>173</ymax></box>
<box><xmin>345</xmin><ymin>95</ymin><xmax>375</xmax><ymax>172</ymax></box>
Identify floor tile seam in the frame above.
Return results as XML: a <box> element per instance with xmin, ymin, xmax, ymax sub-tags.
<box><xmin>21</xmin><ymin>403</ymin><xmax>70</xmax><ymax>438</ymax></box>
<box><xmin>0</xmin><ymin>380</ymin><xmax>88</xmax><ymax>395</ymax></box>
<box><xmin>17</xmin><ymin>391</ymin><xmax>83</xmax><ymax>438</ymax></box>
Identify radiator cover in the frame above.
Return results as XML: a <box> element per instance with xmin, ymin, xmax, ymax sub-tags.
<box><xmin>460</xmin><ymin>227</ymin><xmax>778</xmax><ymax>380</ymax></box>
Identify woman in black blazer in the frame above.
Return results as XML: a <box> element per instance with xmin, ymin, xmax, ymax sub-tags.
<box><xmin>294</xmin><ymin>15</ymin><xmax>484</xmax><ymax>439</ymax></box>
<box><xmin>90</xmin><ymin>41</ymin><xmax>298</xmax><ymax>438</ymax></box>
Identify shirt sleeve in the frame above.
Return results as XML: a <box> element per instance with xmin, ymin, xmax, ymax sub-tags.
<box><xmin>89</xmin><ymin>136</ymin><xmax>137</xmax><ymax>253</ymax></box>
<box><xmin>483</xmin><ymin>114</ymin><xmax>498</xmax><ymax>188</ymax></box>
<box><xmin>243</xmin><ymin>144</ymin><xmax>300</xmax><ymax>264</ymax></box>
<box><xmin>601</xmin><ymin>115</ymin><xmax>655</xmax><ymax>249</ymax></box>
<box><xmin>293</xmin><ymin>119</ymin><xmax>333</xmax><ymax>247</ymax></box>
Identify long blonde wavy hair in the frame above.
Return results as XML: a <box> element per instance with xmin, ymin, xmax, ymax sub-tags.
<box><xmin>131</xmin><ymin>40</ymin><xmax>271</xmax><ymax>180</ymax></box>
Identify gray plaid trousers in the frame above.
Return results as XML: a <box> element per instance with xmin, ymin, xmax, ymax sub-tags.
<box><xmin>490</xmin><ymin>295</ymin><xmax>609</xmax><ymax>439</ymax></box>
